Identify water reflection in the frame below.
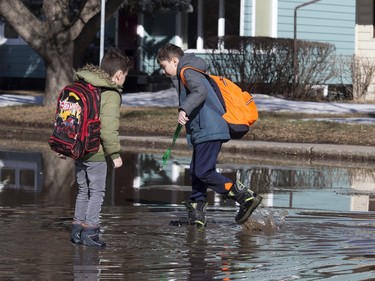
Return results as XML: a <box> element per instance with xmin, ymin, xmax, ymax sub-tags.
<box><xmin>0</xmin><ymin>151</ymin><xmax>43</xmax><ymax>192</ymax></box>
<box><xmin>1</xmin><ymin>149</ymin><xmax>374</xmax><ymax>212</ymax></box>
<box><xmin>0</xmin><ymin>149</ymin><xmax>375</xmax><ymax>280</ymax></box>
<box><xmin>113</xmin><ymin>152</ymin><xmax>374</xmax><ymax>212</ymax></box>
<box><xmin>73</xmin><ymin>247</ymin><xmax>100</xmax><ymax>281</ymax></box>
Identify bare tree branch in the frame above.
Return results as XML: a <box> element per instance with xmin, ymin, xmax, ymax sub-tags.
<box><xmin>69</xmin><ymin>0</ymin><xmax>101</xmax><ymax>39</ymax></box>
<box><xmin>73</xmin><ymin>0</ymin><xmax>125</xmax><ymax>67</ymax></box>
<box><xmin>0</xmin><ymin>0</ymin><xmax>44</xmax><ymax>53</ymax></box>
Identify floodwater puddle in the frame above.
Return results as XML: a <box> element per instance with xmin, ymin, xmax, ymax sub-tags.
<box><xmin>0</xmin><ymin>149</ymin><xmax>375</xmax><ymax>280</ymax></box>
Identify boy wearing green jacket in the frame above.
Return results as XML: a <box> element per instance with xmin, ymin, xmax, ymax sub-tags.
<box><xmin>68</xmin><ymin>47</ymin><xmax>131</xmax><ymax>247</ymax></box>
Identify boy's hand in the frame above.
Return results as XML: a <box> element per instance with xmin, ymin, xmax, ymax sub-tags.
<box><xmin>178</xmin><ymin>110</ymin><xmax>189</xmax><ymax>125</ymax></box>
<box><xmin>113</xmin><ymin>157</ymin><xmax>123</xmax><ymax>168</ymax></box>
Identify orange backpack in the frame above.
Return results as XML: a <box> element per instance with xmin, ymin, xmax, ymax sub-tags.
<box><xmin>180</xmin><ymin>66</ymin><xmax>258</xmax><ymax>139</ymax></box>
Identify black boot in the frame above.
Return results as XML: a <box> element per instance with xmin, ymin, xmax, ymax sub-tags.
<box><xmin>183</xmin><ymin>200</ymin><xmax>208</xmax><ymax>227</ymax></box>
<box><xmin>81</xmin><ymin>226</ymin><xmax>106</xmax><ymax>248</ymax></box>
<box><xmin>71</xmin><ymin>223</ymin><xmax>83</xmax><ymax>245</ymax></box>
<box><xmin>226</xmin><ymin>182</ymin><xmax>262</xmax><ymax>224</ymax></box>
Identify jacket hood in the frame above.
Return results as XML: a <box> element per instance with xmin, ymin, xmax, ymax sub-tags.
<box><xmin>177</xmin><ymin>53</ymin><xmax>208</xmax><ymax>76</ymax></box>
<box><xmin>73</xmin><ymin>64</ymin><xmax>122</xmax><ymax>91</ymax></box>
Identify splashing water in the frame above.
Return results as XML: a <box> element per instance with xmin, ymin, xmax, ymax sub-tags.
<box><xmin>242</xmin><ymin>205</ymin><xmax>288</xmax><ymax>233</ymax></box>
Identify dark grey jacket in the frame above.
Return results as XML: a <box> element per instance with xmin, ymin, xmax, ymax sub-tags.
<box><xmin>172</xmin><ymin>53</ymin><xmax>230</xmax><ymax>147</ymax></box>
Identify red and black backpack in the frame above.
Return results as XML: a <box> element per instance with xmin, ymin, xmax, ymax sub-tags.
<box><xmin>48</xmin><ymin>80</ymin><xmax>103</xmax><ymax>159</ymax></box>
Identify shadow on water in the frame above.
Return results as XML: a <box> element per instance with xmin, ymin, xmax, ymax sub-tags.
<box><xmin>0</xmin><ymin>149</ymin><xmax>375</xmax><ymax>280</ymax></box>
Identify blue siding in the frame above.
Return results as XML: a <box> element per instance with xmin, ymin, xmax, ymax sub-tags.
<box><xmin>278</xmin><ymin>0</ymin><xmax>355</xmax><ymax>55</ymax></box>
<box><xmin>0</xmin><ymin>45</ymin><xmax>45</xmax><ymax>78</ymax></box>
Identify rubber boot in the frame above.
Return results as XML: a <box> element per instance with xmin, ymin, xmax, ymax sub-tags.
<box><xmin>226</xmin><ymin>182</ymin><xmax>262</xmax><ymax>224</ymax></box>
<box><xmin>71</xmin><ymin>223</ymin><xmax>83</xmax><ymax>245</ymax></box>
<box><xmin>81</xmin><ymin>226</ymin><xmax>106</xmax><ymax>248</ymax></box>
<box><xmin>183</xmin><ymin>200</ymin><xmax>208</xmax><ymax>227</ymax></box>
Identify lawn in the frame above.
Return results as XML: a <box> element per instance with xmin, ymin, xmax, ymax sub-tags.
<box><xmin>0</xmin><ymin>105</ymin><xmax>374</xmax><ymax>152</ymax></box>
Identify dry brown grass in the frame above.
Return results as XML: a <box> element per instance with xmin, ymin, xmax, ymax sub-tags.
<box><xmin>248</xmin><ymin>112</ymin><xmax>375</xmax><ymax>146</ymax></box>
<box><xmin>0</xmin><ymin>104</ymin><xmax>374</xmax><ymax>148</ymax></box>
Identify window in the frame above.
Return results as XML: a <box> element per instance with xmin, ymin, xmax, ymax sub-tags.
<box><xmin>0</xmin><ymin>168</ymin><xmax>16</xmax><ymax>186</ymax></box>
<box><xmin>0</xmin><ymin>18</ymin><xmax>26</xmax><ymax>45</ymax></box>
<box><xmin>0</xmin><ymin>0</ymin><xmax>43</xmax><ymax>45</ymax></box>
<box><xmin>370</xmin><ymin>195</ymin><xmax>375</xmax><ymax>211</ymax></box>
<box><xmin>186</xmin><ymin>0</ymin><xmax>240</xmax><ymax>50</ymax></box>
<box><xmin>225</xmin><ymin>0</ymin><xmax>240</xmax><ymax>36</ymax></box>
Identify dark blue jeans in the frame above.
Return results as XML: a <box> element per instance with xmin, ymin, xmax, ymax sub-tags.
<box><xmin>190</xmin><ymin>141</ymin><xmax>233</xmax><ymax>201</ymax></box>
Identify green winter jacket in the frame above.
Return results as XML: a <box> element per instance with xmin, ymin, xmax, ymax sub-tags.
<box><xmin>73</xmin><ymin>65</ymin><xmax>123</xmax><ymax>162</ymax></box>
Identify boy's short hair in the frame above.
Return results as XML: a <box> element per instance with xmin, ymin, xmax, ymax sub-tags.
<box><xmin>157</xmin><ymin>43</ymin><xmax>184</xmax><ymax>63</ymax></box>
<box><xmin>100</xmin><ymin>47</ymin><xmax>132</xmax><ymax>77</ymax></box>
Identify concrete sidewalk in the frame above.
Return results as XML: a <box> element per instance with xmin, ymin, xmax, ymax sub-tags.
<box><xmin>120</xmin><ymin>135</ymin><xmax>375</xmax><ymax>165</ymax></box>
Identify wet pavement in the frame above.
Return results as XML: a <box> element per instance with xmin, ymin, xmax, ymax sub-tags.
<box><xmin>0</xmin><ymin>149</ymin><xmax>375</xmax><ymax>280</ymax></box>
<box><xmin>2</xmin><ymin>203</ymin><xmax>374</xmax><ymax>281</ymax></box>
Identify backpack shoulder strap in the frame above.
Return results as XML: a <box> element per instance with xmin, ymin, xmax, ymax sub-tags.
<box><xmin>179</xmin><ymin>66</ymin><xmax>208</xmax><ymax>88</ymax></box>
<box><xmin>75</xmin><ymin>79</ymin><xmax>114</xmax><ymax>96</ymax></box>
<box><xmin>180</xmin><ymin>66</ymin><xmax>226</xmax><ymax>111</ymax></box>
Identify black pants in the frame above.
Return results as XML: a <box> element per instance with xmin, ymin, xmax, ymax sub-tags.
<box><xmin>189</xmin><ymin>140</ymin><xmax>233</xmax><ymax>201</ymax></box>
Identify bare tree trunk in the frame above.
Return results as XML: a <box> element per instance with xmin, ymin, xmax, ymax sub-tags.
<box><xmin>44</xmin><ymin>43</ymin><xmax>75</xmax><ymax>106</ymax></box>
<box><xmin>42</xmin><ymin>150</ymin><xmax>75</xmax><ymax>205</ymax></box>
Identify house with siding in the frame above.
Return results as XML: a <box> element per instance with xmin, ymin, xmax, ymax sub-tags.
<box><xmin>1</xmin><ymin>0</ymin><xmax>368</xmax><ymax>98</ymax></box>
<box><xmin>0</xmin><ymin>24</ymin><xmax>45</xmax><ymax>90</ymax></box>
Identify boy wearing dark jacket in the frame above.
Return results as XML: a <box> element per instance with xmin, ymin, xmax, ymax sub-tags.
<box><xmin>67</xmin><ymin>48</ymin><xmax>131</xmax><ymax>247</ymax></box>
<box><xmin>157</xmin><ymin>43</ymin><xmax>262</xmax><ymax>226</ymax></box>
